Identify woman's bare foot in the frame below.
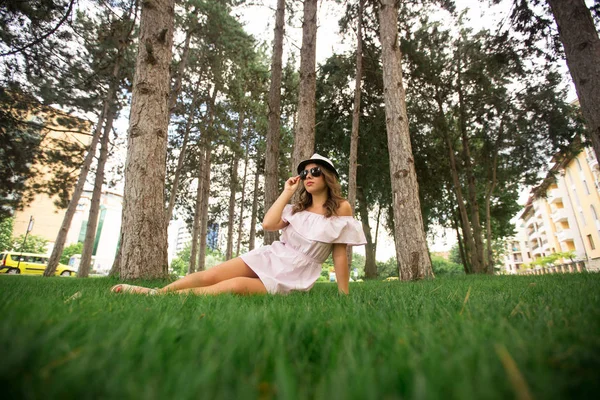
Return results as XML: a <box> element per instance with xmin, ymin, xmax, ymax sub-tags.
<box><xmin>110</xmin><ymin>284</ymin><xmax>158</xmax><ymax>295</ymax></box>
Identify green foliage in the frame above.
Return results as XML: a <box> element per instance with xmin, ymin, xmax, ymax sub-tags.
<box><xmin>170</xmin><ymin>257</ymin><xmax>187</xmax><ymax>277</ymax></box>
<box><xmin>10</xmin><ymin>234</ymin><xmax>48</xmax><ymax>253</ymax></box>
<box><xmin>530</xmin><ymin>251</ymin><xmax>577</xmax><ymax>268</ymax></box>
<box><xmin>3</xmin><ymin>274</ymin><xmax>599</xmax><ymax>398</ymax></box>
<box><xmin>376</xmin><ymin>257</ymin><xmax>398</xmax><ymax>279</ymax></box>
<box><xmin>430</xmin><ymin>255</ymin><xmax>465</xmax><ymax>276</ymax></box>
<box><xmin>60</xmin><ymin>242</ymin><xmax>83</xmax><ymax>265</ymax></box>
<box><xmin>0</xmin><ymin>217</ymin><xmax>13</xmax><ymax>251</ymax></box>
<box><xmin>449</xmin><ymin>243</ymin><xmax>463</xmax><ymax>265</ymax></box>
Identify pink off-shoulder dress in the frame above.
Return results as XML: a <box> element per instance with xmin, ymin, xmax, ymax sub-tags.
<box><xmin>240</xmin><ymin>204</ymin><xmax>367</xmax><ymax>294</ymax></box>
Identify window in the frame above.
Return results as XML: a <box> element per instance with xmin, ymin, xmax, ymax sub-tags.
<box><xmin>583</xmin><ymin>180</ymin><xmax>590</xmax><ymax>195</ymax></box>
<box><xmin>580</xmin><ymin>211</ymin><xmax>586</xmax><ymax>226</ymax></box>
<box><xmin>591</xmin><ymin>205</ymin><xmax>599</xmax><ymax>222</ymax></box>
<box><xmin>576</xmin><ymin>158</ymin><xmax>583</xmax><ymax>171</ymax></box>
<box><xmin>588</xmin><ymin>234</ymin><xmax>596</xmax><ymax>250</ymax></box>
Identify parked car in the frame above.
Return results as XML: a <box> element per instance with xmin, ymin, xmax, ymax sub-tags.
<box><xmin>0</xmin><ymin>252</ymin><xmax>76</xmax><ymax>276</ymax></box>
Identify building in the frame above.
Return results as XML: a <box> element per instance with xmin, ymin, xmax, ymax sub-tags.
<box><xmin>508</xmin><ymin>145</ymin><xmax>600</xmax><ymax>272</ymax></box>
<box><xmin>502</xmin><ymin>223</ymin><xmax>532</xmax><ymax>274</ymax></box>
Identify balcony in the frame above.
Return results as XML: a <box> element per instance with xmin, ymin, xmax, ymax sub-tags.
<box><xmin>551</xmin><ymin>208</ymin><xmax>568</xmax><ymax>223</ymax></box>
<box><xmin>524</xmin><ymin>215</ymin><xmax>535</xmax><ymax>228</ymax></box>
<box><xmin>529</xmin><ymin>230</ymin><xmax>540</xmax><ymax>241</ymax></box>
<box><xmin>532</xmin><ymin>247</ymin><xmax>544</xmax><ymax>256</ymax></box>
<box><xmin>556</xmin><ymin>229</ymin><xmax>574</xmax><ymax>242</ymax></box>
<box><xmin>548</xmin><ymin>189</ymin><xmax>562</xmax><ymax>204</ymax></box>
<box><xmin>587</xmin><ymin>153</ymin><xmax>599</xmax><ymax>170</ymax></box>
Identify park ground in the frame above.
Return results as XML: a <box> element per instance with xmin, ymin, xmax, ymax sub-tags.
<box><xmin>1</xmin><ymin>274</ymin><xmax>599</xmax><ymax>399</ymax></box>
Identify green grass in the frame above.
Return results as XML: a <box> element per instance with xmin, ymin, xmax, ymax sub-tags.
<box><xmin>1</xmin><ymin>274</ymin><xmax>599</xmax><ymax>399</ymax></box>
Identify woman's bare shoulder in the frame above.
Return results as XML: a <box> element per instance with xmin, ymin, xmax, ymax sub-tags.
<box><xmin>337</xmin><ymin>200</ymin><xmax>352</xmax><ymax>216</ymax></box>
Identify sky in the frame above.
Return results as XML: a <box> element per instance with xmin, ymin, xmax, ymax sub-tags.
<box><xmin>109</xmin><ymin>0</ymin><xmax>581</xmax><ymax>260</ymax></box>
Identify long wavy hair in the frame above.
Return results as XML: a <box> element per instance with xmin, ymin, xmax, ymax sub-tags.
<box><xmin>292</xmin><ymin>165</ymin><xmax>345</xmax><ymax>217</ymax></box>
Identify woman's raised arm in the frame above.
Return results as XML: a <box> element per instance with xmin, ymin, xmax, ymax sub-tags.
<box><xmin>262</xmin><ymin>176</ymin><xmax>300</xmax><ymax>231</ymax></box>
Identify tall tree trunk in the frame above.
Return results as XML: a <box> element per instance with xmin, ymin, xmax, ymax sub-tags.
<box><xmin>291</xmin><ymin>0</ymin><xmax>318</xmax><ymax>173</ymax></box>
<box><xmin>78</xmin><ymin>106</ymin><xmax>115</xmax><ymax>277</ymax></box>
<box><xmin>264</xmin><ymin>0</ymin><xmax>285</xmax><ymax>246</ymax></box>
<box><xmin>435</xmin><ymin>94</ymin><xmax>478</xmax><ymax>273</ymax></box>
<box><xmin>452</xmin><ymin>210</ymin><xmax>470</xmax><ymax>274</ymax></box>
<box><xmin>357</xmin><ymin>187</ymin><xmax>376</xmax><ymax>279</ymax></box>
<box><xmin>188</xmin><ymin>143</ymin><xmax>205</xmax><ymax>275</ymax></box>
<box><xmin>119</xmin><ymin>0</ymin><xmax>175</xmax><ymax>279</ymax></box>
<box><xmin>197</xmin><ymin>142</ymin><xmax>211</xmax><ymax>271</ymax></box>
<box><xmin>547</xmin><ymin>0</ymin><xmax>600</xmax><ymax>163</ymax></box>
<box><xmin>43</xmin><ymin>99</ymin><xmax>108</xmax><ymax>276</ymax></box>
<box><xmin>374</xmin><ymin>204</ymin><xmax>381</xmax><ymax>263</ymax></box>
<box><xmin>249</xmin><ymin>151</ymin><xmax>261</xmax><ymax>251</ymax></box>
<box><xmin>226</xmin><ymin>111</ymin><xmax>245</xmax><ymax>260</ymax></box>
<box><xmin>236</xmin><ymin>136</ymin><xmax>251</xmax><ymax>257</ymax></box>
<box><xmin>165</xmin><ymin>84</ymin><xmax>202</xmax><ymax>223</ymax></box>
<box><xmin>196</xmin><ymin>85</ymin><xmax>219</xmax><ymax>270</ymax></box>
<box><xmin>45</xmin><ymin>0</ymin><xmax>137</xmax><ymax>277</ymax></box>
<box><xmin>378</xmin><ymin>0</ymin><xmax>432</xmax><ymax>280</ymax></box>
<box><xmin>484</xmin><ymin>121</ymin><xmax>503</xmax><ymax>274</ymax></box>
<box><xmin>456</xmin><ymin>48</ymin><xmax>485</xmax><ymax>273</ymax></box>
<box><xmin>347</xmin><ymin>0</ymin><xmax>364</xmax><ymax>269</ymax></box>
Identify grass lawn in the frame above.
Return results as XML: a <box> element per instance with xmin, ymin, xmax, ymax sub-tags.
<box><xmin>1</xmin><ymin>274</ymin><xmax>599</xmax><ymax>399</ymax></box>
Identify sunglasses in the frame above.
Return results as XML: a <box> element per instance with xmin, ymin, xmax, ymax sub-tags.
<box><xmin>299</xmin><ymin>167</ymin><xmax>322</xmax><ymax>180</ymax></box>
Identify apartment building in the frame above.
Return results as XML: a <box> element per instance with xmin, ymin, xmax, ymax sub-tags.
<box><xmin>507</xmin><ymin>145</ymin><xmax>600</xmax><ymax>272</ymax></box>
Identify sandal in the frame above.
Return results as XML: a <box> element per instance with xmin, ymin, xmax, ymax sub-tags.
<box><xmin>110</xmin><ymin>284</ymin><xmax>159</xmax><ymax>295</ymax></box>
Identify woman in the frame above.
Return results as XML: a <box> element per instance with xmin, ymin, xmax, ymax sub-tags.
<box><xmin>111</xmin><ymin>153</ymin><xmax>366</xmax><ymax>296</ymax></box>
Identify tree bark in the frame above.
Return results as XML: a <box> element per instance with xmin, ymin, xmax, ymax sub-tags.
<box><xmin>197</xmin><ymin>142</ymin><xmax>211</xmax><ymax>271</ymax></box>
<box><xmin>196</xmin><ymin>85</ymin><xmax>219</xmax><ymax>270</ymax></box>
<box><xmin>249</xmin><ymin>150</ymin><xmax>261</xmax><ymax>251</ymax></box>
<box><xmin>357</xmin><ymin>187</ymin><xmax>376</xmax><ymax>279</ymax></box>
<box><xmin>374</xmin><ymin>204</ymin><xmax>381</xmax><ymax>263</ymax></box>
<box><xmin>263</xmin><ymin>0</ymin><xmax>285</xmax><ymax>246</ymax></box>
<box><xmin>78</xmin><ymin>106</ymin><xmax>115</xmax><ymax>277</ymax></box>
<box><xmin>378</xmin><ymin>0</ymin><xmax>432</xmax><ymax>280</ymax></box>
<box><xmin>226</xmin><ymin>110</ymin><xmax>244</xmax><ymax>260</ymax></box>
<box><xmin>291</xmin><ymin>0</ymin><xmax>318</xmax><ymax>175</ymax></box>
<box><xmin>456</xmin><ymin>47</ymin><xmax>485</xmax><ymax>273</ymax></box>
<box><xmin>188</xmin><ymin>141</ymin><xmax>205</xmax><ymax>275</ymax></box>
<box><xmin>119</xmin><ymin>0</ymin><xmax>175</xmax><ymax>279</ymax></box>
<box><xmin>547</xmin><ymin>0</ymin><xmax>600</xmax><ymax>163</ymax></box>
<box><xmin>347</xmin><ymin>0</ymin><xmax>364</xmax><ymax>270</ymax></box>
<box><xmin>453</xmin><ymin>209</ymin><xmax>470</xmax><ymax>274</ymax></box>
<box><xmin>236</xmin><ymin>135</ymin><xmax>251</xmax><ymax>257</ymax></box>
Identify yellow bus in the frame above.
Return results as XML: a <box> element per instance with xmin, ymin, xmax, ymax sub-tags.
<box><xmin>0</xmin><ymin>251</ymin><xmax>76</xmax><ymax>276</ymax></box>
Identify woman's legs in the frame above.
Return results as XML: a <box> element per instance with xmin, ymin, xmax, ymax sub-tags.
<box><xmin>173</xmin><ymin>277</ymin><xmax>267</xmax><ymax>296</ymax></box>
<box><xmin>158</xmin><ymin>257</ymin><xmax>259</xmax><ymax>293</ymax></box>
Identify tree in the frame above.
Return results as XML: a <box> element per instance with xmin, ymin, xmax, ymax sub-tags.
<box><xmin>118</xmin><ymin>0</ymin><xmax>175</xmax><ymax>279</ymax></box>
<box><xmin>60</xmin><ymin>242</ymin><xmax>83</xmax><ymax>265</ymax></box>
<box><xmin>11</xmin><ymin>234</ymin><xmax>48</xmax><ymax>253</ymax></box>
<box><xmin>291</xmin><ymin>0</ymin><xmax>318</xmax><ymax>171</ymax></box>
<box><xmin>347</xmin><ymin>0</ymin><xmax>365</xmax><ymax>271</ymax></box>
<box><xmin>0</xmin><ymin>217</ymin><xmax>13</xmax><ymax>251</ymax></box>
<box><xmin>546</xmin><ymin>0</ymin><xmax>600</xmax><ymax>166</ymax></box>
<box><xmin>263</xmin><ymin>0</ymin><xmax>286</xmax><ymax>246</ymax></box>
<box><xmin>44</xmin><ymin>1</ymin><xmax>138</xmax><ymax>276</ymax></box>
<box><xmin>378</xmin><ymin>0</ymin><xmax>432</xmax><ymax>280</ymax></box>
<box><xmin>493</xmin><ymin>0</ymin><xmax>600</xmax><ymax>164</ymax></box>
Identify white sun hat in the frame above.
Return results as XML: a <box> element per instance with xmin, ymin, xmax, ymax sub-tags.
<box><xmin>297</xmin><ymin>153</ymin><xmax>339</xmax><ymax>178</ymax></box>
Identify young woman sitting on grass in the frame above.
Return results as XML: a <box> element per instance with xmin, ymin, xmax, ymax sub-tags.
<box><xmin>111</xmin><ymin>154</ymin><xmax>366</xmax><ymax>296</ymax></box>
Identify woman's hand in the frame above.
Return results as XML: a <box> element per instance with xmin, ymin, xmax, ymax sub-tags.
<box><xmin>284</xmin><ymin>176</ymin><xmax>301</xmax><ymax>193</ymax></box>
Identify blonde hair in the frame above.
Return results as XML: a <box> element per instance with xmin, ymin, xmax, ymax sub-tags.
<box><xmin>292</xmin><ymin>166</ymin><xmax>344</xmax><ymax>217</ymax></box>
